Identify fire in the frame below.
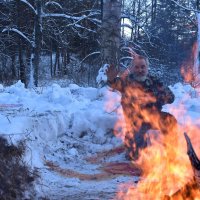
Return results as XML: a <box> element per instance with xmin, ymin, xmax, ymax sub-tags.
<box><xmin>181</xmin><ymin>42</ymin><xmax>199</xmax><ymax>87</ymax></box>
<box><xmin>105</xmin><ymin>74</ymin><xmax>200</xmax><ymax>199</ymax></box>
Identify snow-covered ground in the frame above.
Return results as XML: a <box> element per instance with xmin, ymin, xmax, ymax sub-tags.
<box><xmin>0</xmin><ymin>81</ymin><xmax>199</xmax><ymax>199</ymax></box>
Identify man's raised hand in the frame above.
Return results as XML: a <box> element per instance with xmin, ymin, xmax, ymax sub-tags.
<box><xmin>106</xmin><ymin>64</ymin><xmax>119</xmax><ymax>82</ymax></box>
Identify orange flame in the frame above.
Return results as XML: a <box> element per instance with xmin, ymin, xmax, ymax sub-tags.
<box><xmin>181</xmin><ymin>42</ymin><xmax>198</xmax><ymax>86</ymax></box>
<box><xmin>106</xmin><ymin>75</ymin><xmax>200</xmax><ymax>199</ymax></box>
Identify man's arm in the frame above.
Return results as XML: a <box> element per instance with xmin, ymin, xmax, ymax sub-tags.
<box><xmin>106</xmin><ymin>65</ymin><xmax>124</xmax><ymax>93</ymax></box>
<box><xmin>155</xmin><ymin>80</ymin><xmax>175</xmax><ymax>107</ymax></box>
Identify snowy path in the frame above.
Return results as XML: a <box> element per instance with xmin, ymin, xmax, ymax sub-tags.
<box><xmin>37</xmin><ymin>133</ymin><xmax>139</xmax><ymax>200</ymax></box>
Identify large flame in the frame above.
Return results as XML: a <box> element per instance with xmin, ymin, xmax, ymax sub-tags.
<box><xmin>106</xmin><ymin>70</ymin><xmax>200</xmax><ymax>199</ymax></box>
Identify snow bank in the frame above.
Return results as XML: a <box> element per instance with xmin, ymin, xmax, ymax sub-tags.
<box><xmin>0</xmin><ymin>81</ymin><xmax>200</xmax><ymax>199</ymax></box>
<box><xmin>0</xmin><ymin>81</ymin><xmax>121</xmax><ymax>143</ymax></box>
<box><xmin>1</xmin><ymin>80</ymin><xmax>199</xmax><ymax>145</ymax></box>
<box><xmin>164</xmin><ymin>83</ymin><xmax>200</xmax><ymax>124</ymax></box>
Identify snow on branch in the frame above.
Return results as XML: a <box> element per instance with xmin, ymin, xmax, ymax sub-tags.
<box><xmin>73</xmin><ymin>24</ymin><xmax>97</xmax><ymax>33</ymax></box>
<box><xmin>80</xmin><ymin>51</ymin><xmax>100</xmax><ymax>64</ymax></box>
<box><xmin>19</xmin><ymin>0</ymin><xmax>37</xmax><ymax>15</ymax></box>
<box><xmin>71</xmin><ymin>9</ymin><xmax>101</xmax><ymax>16</ymax></box>
<box><xmin>120</xmin><ymin>56</ymin><xmax>132</xmax><ymax>61</ymax></box>
<box><xmin>87</xmin><ymin>17</ymin><xmax>101</xmax><ymax>26</ymax></box>
<box><xmin>43</xmin><ymin>11</ymin><xmax>100</xmax><ymax>23</ymax></box>
<box><xmin>42</xmin><ymin>13</ymin><xmax>82</xmax><ymax>20</ymax></box>
<box><xmin>45</xmin><ymin>1</ymin><xmax>63</xmax><ymax>9</ymax></box>
<box><xmin>2</xmin><ymin>28</ymin><xmax>34</xmax><ymax>47</ymax></box>
<box><xmin>170</xmin><ymin>0</ymin><xmax>198</xmax><ymax>13</ymax></box>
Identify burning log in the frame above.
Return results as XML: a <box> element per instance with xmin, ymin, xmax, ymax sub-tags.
<box><xmin>184</xmin><ymin>132</ymin><xmax>200</xmax><ymax>188</ymax></box>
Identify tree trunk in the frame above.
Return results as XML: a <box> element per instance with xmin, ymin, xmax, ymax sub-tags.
<box><xmin>101</xmin><ymin>0</ymin><xmax>122</xmax><ymax>69</ymax></box>
<box><xmin>50</xmin><ymin>41</ymin><xmax>53</xmax><ymax>77</ymax></box>
<box><xmin>26</xmin><ymin>46</ymin><xmax>33</xmax><ymax>87</ymax></box>
<box><xmin>11</xmin><ymin>54</ymin><xmax>16</xmax><ymax>79</ymax></box>
<box><xmin>54</xmin><ymin>47</ymin><xmax>59</xmax><ymax>76</ymax></box>
<box><xmin>18</xmin><ymin>42</ymin><xmax>26</xmax><ymax>85</ymax></box>
<box><xmin>33</xmin><ymin>0</ymin><xmax>42</xmax><ymax>86</ymax></box>
<box><xmin>17</xmin><ymin>0</ymin><xmax>26</xmax><ymax>85</ymax></box>
<box><xmin>63</xmin><ymin>48</ymin><xmax>68</xmax><ymax>76</ymax></box>
<box><xmin>57</xmin><ymin>48</ymin><xmax>61</xmax><ymax>76</ymax></box>
<box><xmin>137</xmin><ymin>0</ymin><xmax>141</xmax><ymax>40</ymax></box>
<box><xmin>122</xmin><ymin>0</ymin><xmax>125</xmax><ymax>38</ymax></box>
<box><xmin>101</xmin><ymin>0</ymin><xmax>103</xmax><ymax>20</ymax></box>
<box><xmin>151</xmin><ymin>0</ymin><xmax>157</xmax><ymax>23</ymax></box>
<box><xmin>131</xmin><ymin>1</ymin><xmax>136</xmax><ymax>41</ymax></box>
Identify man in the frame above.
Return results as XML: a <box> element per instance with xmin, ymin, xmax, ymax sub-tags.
<box><xmin>106</xmin><ymin>54</ymin><xmax>177</xmax><ymax>160</ymax></box>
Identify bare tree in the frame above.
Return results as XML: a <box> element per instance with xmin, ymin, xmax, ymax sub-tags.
<box><xmin>101</xmin><ymin>0</ymin><xmax>122</xmax><ymax>68</ymax></box>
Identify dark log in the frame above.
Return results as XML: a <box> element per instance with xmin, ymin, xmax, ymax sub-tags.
<box><xmin>184</xmin><ymin>132</ymin><xmax>200</xmax><ymax>187</ymax></box>
<box><xmin>184</xmin><ymin>132</ymin><xmax>200</xmax><ymax>170</ymax></box>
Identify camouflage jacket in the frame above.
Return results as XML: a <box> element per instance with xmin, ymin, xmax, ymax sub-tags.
<box><xmin>108</xmin><ymin>74</ymin><xmax>175</xmax><ymax>111</ymax></box>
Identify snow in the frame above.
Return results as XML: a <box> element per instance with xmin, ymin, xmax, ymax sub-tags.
<box><xmin>96</xmin><ymin>64</ymin><xmax>109</xmax><ymax>86</ymax></box>
<box><xmin>19</xmin><ymin>0</ymin><xmax>37</xmax><ymax>15</ymax></box>
<box><xmin>2</xmin><ymin>28</ymin><xmax>34</xmax><ymax>47</ymax></box>
<box><xmin>0</xmin><ymin>80</ymin><xmax>200</xmax><ymax>199</ymax></box>
<box><xmin>45</xmin><ymin>1</ymin><xmax>63</xmax><ymax>9</ymax></box>
<box><xmin>164</xmin><ymin>83</ymin><xmax>200</xmax><ymax>124</ymax></box>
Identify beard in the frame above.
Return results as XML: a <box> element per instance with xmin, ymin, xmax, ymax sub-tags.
<box><xmin>134</xmin><ymin>74</ymin><xmax>147</xmax><ymax>82</ymax></box>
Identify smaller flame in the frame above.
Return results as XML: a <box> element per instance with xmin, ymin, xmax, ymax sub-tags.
<box><xmin>181</xmin><ymin>42</ymin><xmax>199</xmax><ymax>86</ymax></box>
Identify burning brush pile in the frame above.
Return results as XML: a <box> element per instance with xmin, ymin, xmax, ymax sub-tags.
<box><xmin>112</xmin><ymin>103</ymin><xmax>200</xmax><ymax>200</ymax></box>
<box><xmin>116</xmin><ymin>132</ymin><xmax>200</xmax><ymax>200</ymax></box>
<box><xmin>112</xmin><ymin>85</ymin><xmax>200</xmax><ymax>199</ymax></box>
<box><xmin>0</xmin><ymin>137</ymin><xmax>36</xmax><ymax>199</ymax></box>
<box><xmin>109</xmin><ymin>55</ymin><xmax>200</xmax><ymax>199</ymax></box>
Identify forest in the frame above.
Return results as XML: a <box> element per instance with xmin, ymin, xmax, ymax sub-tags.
<box><xmin>0</xmin><ymin>0</ymin><xmax>198</xmax><ymax>87</ymax></box>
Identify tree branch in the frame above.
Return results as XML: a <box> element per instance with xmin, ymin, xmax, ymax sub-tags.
<box><xmin>19</xmin><ymin>0</ymin><xmax>37</xmax><ymax>15</ymax></box>
<box><xmin>2</xmin><ymin>28</ymin><xmax>34</xmax><ymax>47</ymax></box>
<box><xmin>170</xmin><ymin>0</ymin><xmax>198</xmax><ymax>13</ymax></box>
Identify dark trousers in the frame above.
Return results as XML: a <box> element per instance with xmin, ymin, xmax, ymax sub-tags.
<box><xmin>124</xmin><ymin>111</ymin><xmax>178</xmax><ymax>160</ymax></box>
